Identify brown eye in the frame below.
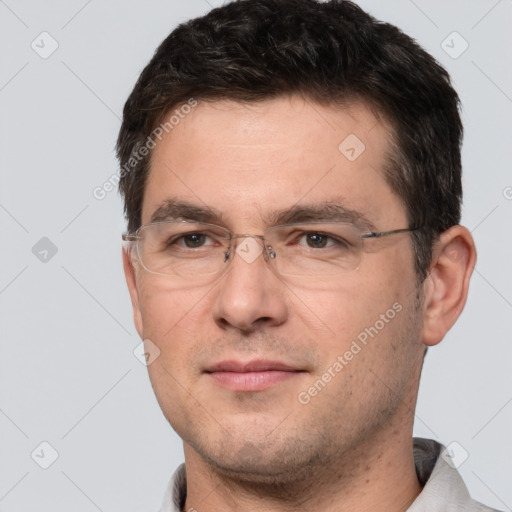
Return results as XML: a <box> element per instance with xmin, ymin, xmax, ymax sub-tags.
<box><xmin>297</xmin><ymin>232</ymin><xmax>350</xmax><ymax>250</ymax></box>
<box><xmin>305</xmin><ymin>233</ymin><xmax>329</xmax><ymax>248</ymax></box>
<box><xmin>182</xmin><ymin>233</ymin><xmax>207</xmax><ymax>248</ymax></box>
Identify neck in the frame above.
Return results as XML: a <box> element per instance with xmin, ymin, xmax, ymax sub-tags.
<box><xmin>182</xmin><ymin>422</ymin><xmax>422</xmax><ymax>512</ymax></box>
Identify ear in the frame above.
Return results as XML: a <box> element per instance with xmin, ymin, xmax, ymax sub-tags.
<box><xmin>421</xmin><ymin>225</ymin><xmax>477</xmax><ymax>346</ymax></box>
<box><xmin>122</xmin><ymin>246</ymin><xmax>144</xmax><ymax>339</ymax></box>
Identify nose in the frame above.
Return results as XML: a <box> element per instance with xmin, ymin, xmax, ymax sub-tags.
<box><xmin>212</xmin><ymin>235</ymin><xmax>288</xmax><ymax>333</ymax></box>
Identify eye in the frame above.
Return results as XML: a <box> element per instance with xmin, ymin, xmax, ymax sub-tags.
<box><xmin>181</xmin><ymin>233</ymin><xmax>208</xmax><ymax>248</ymax></box>
<box><xmin>167</xmin><ymin>232</ymin><xmax>216</xmax><ymax>249</ymax></box>
<box><xmin>297</xmin><ymin>232</ymin><xmax>349</xmax><ymax>249</ymax></box>
<box><xmin>303</xmin><ymin>233</ymin><xmax>330</xmax><ymax>249</ymax></box>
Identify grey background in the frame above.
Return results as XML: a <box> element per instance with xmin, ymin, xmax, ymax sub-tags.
<box><xmin>1</xmin><ymin>0</ymin><xmax>511</xmax><ymax>510</ymax></box>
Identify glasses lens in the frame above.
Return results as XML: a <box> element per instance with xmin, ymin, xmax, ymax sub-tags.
<box><xmin>137</xmin><ymin>222</ymin><xmax>230</xmax><ymax>276</ymax></box>
<box><xmin>265</xmin><ymin>223</ymin><xmax>363</xmax><ymax>277</ymax></box>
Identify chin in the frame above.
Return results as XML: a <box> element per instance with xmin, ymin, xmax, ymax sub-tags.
<box><xmin>188</xmin><ymin>428</ymin><xmax>327</xmax><ymax>486</ymax></box>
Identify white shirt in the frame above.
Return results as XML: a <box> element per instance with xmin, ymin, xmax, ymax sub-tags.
<box><xmin>158</xmin><ymin>437</ymin><xmax>501</xmax><ymax>512</ymax></box>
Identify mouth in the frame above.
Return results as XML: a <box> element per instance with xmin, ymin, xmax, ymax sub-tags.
<box><xmin>204</xmin><ymin>359</ymin><xmax>306</xmax><ymax>392</ymax></box>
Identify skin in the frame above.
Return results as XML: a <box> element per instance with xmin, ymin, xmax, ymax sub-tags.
<box><xmin>123</xmin><ymin>95</ymin><xmax>476</xmax><ymax>512</ymax></box>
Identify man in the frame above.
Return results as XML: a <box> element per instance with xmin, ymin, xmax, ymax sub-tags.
<box><xmin>117</xmin><ymin>1</ymin><xmax>501</xmax><ymax>510</ymax></box>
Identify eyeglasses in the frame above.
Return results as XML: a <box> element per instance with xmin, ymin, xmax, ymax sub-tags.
<box><xmin>122</xmin><ymin>220</ymin><xmax>420</xmax><ymax>279</ymax></box>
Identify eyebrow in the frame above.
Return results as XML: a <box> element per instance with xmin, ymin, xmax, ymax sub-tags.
<box><xmin>148</xmin><ymin>198</ymin><xmax>377</xmax><ymax>231</ymax></box>
<box><xmin>150</xmin><ymin>199</ymin><xmax>225</xmax><ymax>225</ymax></box>
<box><xmin>269</xmin><ymin>202</ymin><xmax>377</xmax><ymax>231</ymax></box>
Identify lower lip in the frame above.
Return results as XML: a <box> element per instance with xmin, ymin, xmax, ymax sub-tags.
<box><xmin>207</xmin><ymin>370</ymin><xmax>301</xmax><ymax>391</ymax></box>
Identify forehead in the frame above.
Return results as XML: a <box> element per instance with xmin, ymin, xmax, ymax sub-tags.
<box><xmin>143</xmin><ymin>95</ymin><xmax>405</xmax><ymax>229</ymax></box>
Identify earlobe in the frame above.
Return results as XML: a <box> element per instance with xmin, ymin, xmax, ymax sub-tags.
<box><xmin>122</xmin><ymin>247</ymin><xmax>144</xmax><ymax>339</ymax></box>
<box><xmin>421</xmin><ymin>226</ymin><xmax>477</xmax><ymax>346</ymax></box>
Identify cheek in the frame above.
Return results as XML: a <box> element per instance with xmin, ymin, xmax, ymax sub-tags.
<box><xmin>135</xmin><ymin>277</ymin><xmax>216</xmax><ymax>385</ymax></box>
<box><xmin>293</xmin><ymin>268</ymin><xmax>414</xmax><ymax>377</ymax></box>
<box><xmin>291</xmin><ymin>272</ymin><xmax>403</xmax><ymax>343</ymax></box>
<box><xmin>136</xmin><ymin>275</ymin><xmax>211</xmax><ymax>337</ymax></box>
<box><xmin>138</xmin><ymin>281</ymin><xmax>210</xmax><ymax>413</ymax></box>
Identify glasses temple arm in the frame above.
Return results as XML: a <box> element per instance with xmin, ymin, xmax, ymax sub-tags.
<box><xmin>362</xmin><ymin>227</ymin><xmax>421</xmax><ymax>239</ymax></box>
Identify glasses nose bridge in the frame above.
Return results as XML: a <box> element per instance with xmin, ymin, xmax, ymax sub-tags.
<box><xmin>229</xmin><ymin>233</ymin><xmax>265</xmax><ymax>244</ymax></box>
<box><xmin>226</xmin><ymin>232</ymin><xmax>276</xmax><ymax>263</ymax></box>
<box><xmin>229</xmin><ymin>233</ymin><xmax>267</xmax><ymax>253</ymax></box>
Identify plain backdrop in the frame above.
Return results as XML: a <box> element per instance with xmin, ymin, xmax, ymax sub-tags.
<box><xmin>1</xmin><ymin>0</ymin><xmax>511</xmax><ymax>510</ymax></box>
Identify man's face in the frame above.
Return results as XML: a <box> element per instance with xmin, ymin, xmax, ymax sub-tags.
<box><xmin>125</xmin><ymin>96</ymin><xmax>426</xmax><ymax>482</ymax></box>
